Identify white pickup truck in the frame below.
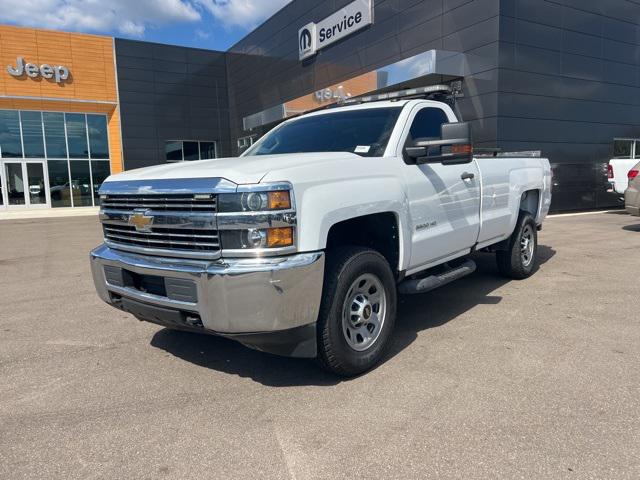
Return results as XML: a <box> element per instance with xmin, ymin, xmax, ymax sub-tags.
<box><xmin>608</xmin><ymin>158</ymin><xmax>638</xmax><ymax>199</ymax></box>
<box><xmin>91</xmin><ymin>88</ymin><xmax>552</xmax><ymax>376</ymax></box>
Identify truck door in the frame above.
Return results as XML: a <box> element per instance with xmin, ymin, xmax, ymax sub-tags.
<box><xmin>400</xmin><ymin>106</ymin><xmax>481</xmax><ymax>270</ymax></box>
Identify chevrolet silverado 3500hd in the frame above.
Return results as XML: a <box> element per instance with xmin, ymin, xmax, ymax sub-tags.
<box><xmin>91</xmin><ymin>87</ymin><xmax>552</xmax><ymax>376</ymax></box>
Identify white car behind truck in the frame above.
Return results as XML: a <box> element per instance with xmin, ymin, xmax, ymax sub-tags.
<box><xmin>607</xmin><ymin>138</ymin><xmax>640</xmax><ymax>198</ymax></box>
<box><xmin>91</xmin><ymin>86</ymin><xmax>552</xmax><ymax>376</ymax></box>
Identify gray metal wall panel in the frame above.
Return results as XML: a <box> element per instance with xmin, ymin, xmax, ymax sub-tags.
<box><xmin>115</xmin><ymin>38</ymin><xmax>231</xmax><ymax>170</ymax></box>
<box><xmin>497</xmin><ymin>0</ymin><xmax>640</xmax><ymax>210</ymax></box>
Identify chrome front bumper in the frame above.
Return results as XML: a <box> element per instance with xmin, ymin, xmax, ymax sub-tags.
<box><xmin>90</xmin><ymin>245</ymin><xmax>325</xmax><ymax>357</ymax></box>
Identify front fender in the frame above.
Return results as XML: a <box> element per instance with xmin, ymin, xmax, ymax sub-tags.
<box><xmin>295</xmin><ymin>176</ymin><xmax>411</xmax><ymax>271</ymax></box>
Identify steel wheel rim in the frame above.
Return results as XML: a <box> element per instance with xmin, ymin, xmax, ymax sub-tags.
<box><xmin>520</xmin><ymin>224</ymin><xmax>535</xmax><ymax>267</ymax></box>
<box><xmin>341</xmin><ymin>273</ymin><xmax>387</xmax><ymax>352</ymax></box>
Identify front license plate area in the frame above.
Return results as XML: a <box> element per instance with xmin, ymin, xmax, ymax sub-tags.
<box><xmin>122</xmin><ymin>269</ymin><xmax>167</xmax><ymax>297</ymax></box>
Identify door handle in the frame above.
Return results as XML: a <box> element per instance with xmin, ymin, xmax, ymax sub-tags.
<box><xmin>461</xmin><ymin>172</ymin><xmax>475</xmax><ymax>181</ymax></box>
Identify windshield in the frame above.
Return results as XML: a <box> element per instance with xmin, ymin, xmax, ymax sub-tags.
<box><xmin>245</xmin><ymin>107</ymin><xmax>402</xmax><ymax>157</ymax></box>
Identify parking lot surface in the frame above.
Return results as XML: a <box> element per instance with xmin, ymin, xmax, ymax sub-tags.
<box><xmin>1</xmin><ymin>212</ymin><xmax>639</xmax><ymax>479</ymax></box>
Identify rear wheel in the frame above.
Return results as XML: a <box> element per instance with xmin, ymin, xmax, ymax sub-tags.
<box><xmin>496</xmin><ymin>212</ymin><xmax>538</xmax><ymax>279</ymax></box>
<box><xmin>316</xmin><ymin>247</ymin><xmax>397</xmax><ymax>377</ymax></box>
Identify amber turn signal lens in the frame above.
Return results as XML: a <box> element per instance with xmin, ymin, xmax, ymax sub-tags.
<box><xmin>267</xmin><ymin>227</ymin><xmax>294</xmax><ymax>247</ymax></box>
<box><xmin>451</xmin><ymin>144</ymin><xmax>473</xmax><ymax>155</ymax></box>
<box><xmin>268</xmin><ymin>190</ymin><xmax>291</xmax><ymax>210</ymax></box>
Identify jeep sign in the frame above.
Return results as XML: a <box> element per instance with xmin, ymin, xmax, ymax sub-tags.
<box><xmin>299</xmin><ymin>0</ymin><xmax>373</xmax><ymax>60</ymax></box>
<box><xmin>7</xmin><ymin>57</ymin><xmax>70</xmax><ymax>83</ymax></box>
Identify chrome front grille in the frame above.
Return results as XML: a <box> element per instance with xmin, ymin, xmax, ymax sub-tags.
<box><xmin>100</xmin><ymin>192</ymin><xmax>220</xmax><ymax>259</ymax></box>
<box><xmin>103</xmin><ymin>224</ymin><xmax>220</xmax><ymax>253</ymax></box>
<box><xmin>101</xmin><ymin>194</ymin><xmax>217</xmax><ymax>212</ymax></box>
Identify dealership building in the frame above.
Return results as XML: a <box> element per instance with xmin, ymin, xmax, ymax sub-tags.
<box><xmin>2</xmin><ymin>0</ymin><xmax>640</xmax><ymax>212</ymax></box>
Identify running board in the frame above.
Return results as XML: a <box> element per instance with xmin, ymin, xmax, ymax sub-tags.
<box><xmin>398</xmin><ymin>259</ymin><xmax>476</xmax><ymax>295</ymax></box>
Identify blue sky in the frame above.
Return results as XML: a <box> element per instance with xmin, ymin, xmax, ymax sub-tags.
<box><xmin>0</xmin><ymin>0</ymin><xmax>292</xmax><ymax>51</ymax></box>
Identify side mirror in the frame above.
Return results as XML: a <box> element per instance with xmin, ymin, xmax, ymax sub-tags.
<box><xmin>405</xmin><ymin>122</ymin><xmax>473</xmax><ymax>165</ymax></box>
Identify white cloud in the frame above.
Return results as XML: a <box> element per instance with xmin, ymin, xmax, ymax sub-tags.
<box><xmin>0</xmin><ymin>0</ymin><xmax>201</xmax><ymax>37</ymax></box>
<box><xmin>196</xmin><ymin>0</ymin><xmax>292</xmax><ymax>30</ymax></box>
<box><xmin>195</xmin><ymin>29</ymin><xmax>211</xmax><ymax>39</ymax></box>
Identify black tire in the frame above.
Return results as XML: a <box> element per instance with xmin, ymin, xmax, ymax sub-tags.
<box><xmin>316</xmin><ymin>246</ymin><xmax>397</xmax><ymax>377</ymax></box>
<box><xmin>496</xmin><ymin>212</ymin><xmax>538</xmax><ymax>279</ymax></box>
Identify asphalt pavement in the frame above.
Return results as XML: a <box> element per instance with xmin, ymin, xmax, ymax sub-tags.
<box><xmin>1</xmin><ymin>211</ymin><xmax>639</xmax><ymax>479</ymax></box>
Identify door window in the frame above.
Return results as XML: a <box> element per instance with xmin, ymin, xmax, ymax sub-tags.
<box><xmin>26</xmin><ymin>163</ymin><xmax>46</xmax><ymax>205</ymax></box>
<box><xmin>5</xmin><ymin>163</ymin><xmax>25</xmax><ymax>205</ymax></box>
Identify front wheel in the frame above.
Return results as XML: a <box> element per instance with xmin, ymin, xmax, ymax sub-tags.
<box><xmin>316</xmin><ymin>247</ymin><xmax>397</xmax><ymax>377</ymax></box>
<box><xmin>496</xmin><ymin>212</ymin><xmax>538</xmax><ymax>279</ymax></box>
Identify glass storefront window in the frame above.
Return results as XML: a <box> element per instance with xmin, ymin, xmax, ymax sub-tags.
<box><xmin>0</xmin><ymin>110</ymin><xmax>110</xmax><ymax>209</ymax></box>
<box><xmin>66</xmin><ymin>113</ymin><xmax>89</xmax><ymax>159</ymax></box>
<box><xmin>183</xmin><ymin>141</ymin><xmax>199</xmax><ymax>160</ymax></box>
<box><xmin>165</xmin><ymin>140</ymin><xmax>217</xmax><ymax>161</ymax></box>
<box><xmin>165</xmin><ymin>141</ymin><xmax>183</xmax><ymax>161</ymax></box>
<box><xmin>91</xmin><ymin>161</ymin><xmax>111</xmax><ymax>205</ymax></box>
<box><xmin>43</xmin><ymin>112</ymin><xmax>67</xmax><ymax>158</ymax></box>
<box><xmin>87</xmin><ymin>115</ymin><xmax>109</xmax><ymax>159</ymax></box>
<box><xmin>21</xmin><ymin>111</ymin><xmax>45</xmax><ymax>158</ymax></box>
<box><xmin>70</xmin><ymin>161</ymin><xmax>93</xmax><ymax>207</ymax></box>
<box><xmin>0</xmin><ymin>110</ymin><xmax>23</xmax><ymax>157</ymax></box>
<box><xmin>47</xmin><ymin>160</ymin><xmax>71</xmax><ymax>208</ymax></box>
<box><xmin>200</xmin><ymin>141</ymin><xmax>216</xmax><ymax>159</ymax></box>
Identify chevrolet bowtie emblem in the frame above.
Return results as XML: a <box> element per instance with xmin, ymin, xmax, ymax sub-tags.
<box><xmin>128</xmin><ymin>211</ymin><xmax>154</xmax><ymax>232</ymax></box>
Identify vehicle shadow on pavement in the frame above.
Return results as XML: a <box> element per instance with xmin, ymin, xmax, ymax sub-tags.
<box><xmin>382</xmin><ymin>244</ymin><xmax>556</xmax><ymax>367</ymax></box>
<box><xmin>622</xmin><ymin>223</ymin><xmax>640</xmax><ymax>232</ymax></box>
<box><xmin>150</xmin><ymin>245</ymin><xmax>555</xmax><ymax>386</ymax></box>
<box><xmin>150</xmin><ymin>329</ymin><xmax>341</xmax><ymax>387</ymax></box>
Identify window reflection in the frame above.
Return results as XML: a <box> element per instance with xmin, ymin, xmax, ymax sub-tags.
<box><xmin>66</xmin><ymin>113</ymin><xmax>89</xmax><ymax>159</ymax></box>
<box><xmin>43</xmin><ymin>112</ymin><xmax>67</xmax><ymax>158</ymax></box>
<box><xmin>165</xmin><ymin>140</ymin><xmax>217</xmax><ymax>161</ymax></box>
<box><xmin>200</xmin><ymin>141</ymin><xmax>216</xmax><ymax>159</ymax></box>
<box><xmin>0</xmin><ymin>110</ymin><xmax>23</xmax><ymax>157</ymax></box>
<box><xmin>26</xmin><ymin>163</ymin><xmax>46</xmax><ymax>205</ymax></box>
<box><xmin>48</xmin><ymin>160</ymin><xmax>71</xmax><ymax>208</ymax></box>
<box><xmin>5</xmin><ymin>163</ymin><xmax>25</xmax><ymax>205</ymax></box>
<box><xmin>0</xmin><ymin>110</ymin><xmax>111</xmax><ymax>208</ymax></box>
<box><xmin>87</xmin><ymin>115</ymin><xmax>109</xmax><ymax>159</ymax></box>
<box><xmin>21</xmin><ymin>111</ymin><xmax>45</xmax><ymax>158</ymax></box>
<box><xmin>165</xmin><ymin>141</ymin><xmax>182</xmax><ymax>162</ymax></box>
<box><xmin>70</xmin><ymin>161</ymin><xmax>93</xmax><ymax>206</ymax></box>
<box><xmin>91</xmin><ymin>161</ymin><xmax>111</xmax><ymax>205</ymax></box>
<box><xmin>183</xmin><ymin>141</ymin><xmax>199</xmax><ymax>160</ymax></box>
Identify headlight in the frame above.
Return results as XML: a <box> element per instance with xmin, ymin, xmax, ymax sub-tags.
<box><xmin>218</xmin><ymin>190</ymin><xmax>291</xmax><ymax>212</ymax></box>
<box><xmin>217</xmin><ymin>183</ymin><xmax>296</xmax><ymax>254</ymax></box>
<box><xmin>219</xmin><ymin>227</ymin><xmax>294</xmax><ymax>250</ymax></box>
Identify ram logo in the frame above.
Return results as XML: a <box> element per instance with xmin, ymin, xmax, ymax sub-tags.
<box><xmin>300</xmin><ymin>28</ymin><xmax>312</xmax><ymax>51</ymax></box>
<box><xmin>298</xmin><ymin>23</ymin><xmax>316</xmax><ymax>60</ymax></box>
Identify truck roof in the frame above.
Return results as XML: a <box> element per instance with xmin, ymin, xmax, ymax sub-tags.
<box><xmin>300</xmin><ymin>98</ymin><xmax>441</xmax><ymax>118</ymax></box>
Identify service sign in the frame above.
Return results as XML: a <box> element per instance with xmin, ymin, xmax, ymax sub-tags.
<box><xmin>299</xmin><ymin>0</ymin><xmax>373</xmax><ymax>60</ymax></box>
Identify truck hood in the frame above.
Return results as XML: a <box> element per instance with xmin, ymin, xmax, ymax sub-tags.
<box><xmin>107</xmin><ymin>152</ymin><xmax>365</xmax><ymax>186</ymax></box>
